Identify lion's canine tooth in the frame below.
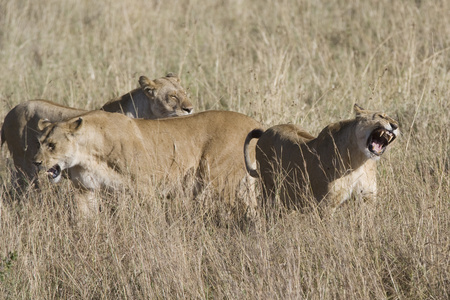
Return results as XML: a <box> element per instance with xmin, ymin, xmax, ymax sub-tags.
<box><xmin>380</xmin><ymin>131</ymin><xmax>384</xmax><ymax>137</ymax></box>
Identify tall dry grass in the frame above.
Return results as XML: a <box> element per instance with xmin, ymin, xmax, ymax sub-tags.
<box><xmin>0</xmin><ymin>0</ymin><xmax>449</xmax><ymax>298</ymax></box>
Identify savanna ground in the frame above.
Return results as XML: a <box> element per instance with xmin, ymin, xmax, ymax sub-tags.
<box><xmin>0</xmin><ymin>0</ymin><xmax>449</xmax><ymax>298</ymax></box>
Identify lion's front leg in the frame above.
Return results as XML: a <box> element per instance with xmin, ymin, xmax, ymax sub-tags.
<box><xmin>74</xmin><ymin>190</ymin><xmax>99</xmax><ymax>218</ymax></box>
<box><xmin>353</xmin><ymin>163</ymin><xmax>377</xmax><ymax>204</ymax></box>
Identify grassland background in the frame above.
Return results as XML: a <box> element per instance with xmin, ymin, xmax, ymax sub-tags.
<box><xmin>0</xmin><ymin>0</ymin><xmax>449</xmax><ymax>298</ymax></box>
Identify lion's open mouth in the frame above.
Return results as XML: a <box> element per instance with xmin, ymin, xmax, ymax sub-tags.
<box><xmin>46</xmin><ymin>164</ymin><xmax>61</xmax><ymax>180</ymax></box>
<box><xmin>367</xmin><ymin>128</ymin><xmax>396</xmax><ymax>156</ymax></box>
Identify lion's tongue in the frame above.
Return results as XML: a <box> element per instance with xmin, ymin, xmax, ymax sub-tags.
<box><xmin>371</xmin><ymin>140</ymin><xmax>384</xmax><ymax>154</ymax></box>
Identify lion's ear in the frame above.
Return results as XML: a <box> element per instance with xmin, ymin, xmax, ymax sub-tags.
<box><xmin>165</xmin><ymin>72</ymin><xmax>180</xmax><ymax>82</ymax></box>
<box><xmin>354</xmin><ymin>104</ymin><xmax>365</xmax><ymax>116</ymax></box>
<box><xmin>68</xmin><ymin>117</ymin><xmax>83</xmax><ymax>132</ymax></box>
<box><xmin>139</xmin><ymin>75</ymin><xmax>158</xmax><ymax>92</ymax></box>
<box><xmin>38</xmin><ymin>118</ymin><xmax>52</xmax><ymax>131</ymax></box>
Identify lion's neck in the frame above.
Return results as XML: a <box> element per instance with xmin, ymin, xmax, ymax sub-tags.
<box><xmin>76</xmin><ymin>129</ymin><xmax>137</xmax><ymax>180</ymax></box>
<box><xmin>122</xmin><ymin>89</ymin><xmax>153</xmax><ymax>119</ymax></box>
<box><xmin>314</xmin><ymin>120</ymin><xmax>369</xmax><ymax>176</ymax></box>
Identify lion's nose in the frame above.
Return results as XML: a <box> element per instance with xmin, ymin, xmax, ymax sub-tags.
<box><xmin>390</xmin><ymin>123</ymin><xmax>398</xmax><ymax>130</ymax></box>
<box><xmin>183</xmin><ymin>106</ymin><xmax>193</xmax><ymax>114</ymax></box>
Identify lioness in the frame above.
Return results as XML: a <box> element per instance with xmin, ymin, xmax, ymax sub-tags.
<box><xmin>244</xmin><ymin>104</ymin><xmax>399</xmax><ymax>212</ymax></box>
<box><xmin>33</xmin><ymin>110</ymin><xmax>262</xmax><ymax>215</ymax></box>
<box><xmin>101</xmin><ymin>73</ymin><xmax>193</xmax><ymax>118</ymax></box>
<box><xmin>1</xmin><ymin>73</ymin><xmax>193</xmax><ymax>185</ymax></box>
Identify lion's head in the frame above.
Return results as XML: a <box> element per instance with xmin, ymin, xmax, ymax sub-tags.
<box><xmin>33</xmin><ymin>118</ymin><xmax>83</xmax><ymax>183</ymax></box>
<box><xmin>139</xmin><ymin>73</ymin><xmax>193</xmax><ymax>118</ymax></box>
<box><xmin>353</xmin><ymin>104</ymin><xmax>399</xmax><ymax>160</ymax></box>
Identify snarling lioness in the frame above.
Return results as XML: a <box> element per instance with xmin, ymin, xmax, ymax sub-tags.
<box><xmin>1</xmin><ymin>73</ymin><xmax>193</xmax><ymax>185</ymax></box>
<box><xmin>244</xmin><ymin>104</ymin><xmax>399</xmax><ymax>212</ymax></box>
<box><xmin>34</xmin><ymin>110</ymin><xmax>262</xmax><ymax>215</ymax></box>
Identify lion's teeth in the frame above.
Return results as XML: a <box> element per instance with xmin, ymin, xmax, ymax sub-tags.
<box><xmin>380</xmin><ymin>131</ymin><xmax>384</xmax><ymax>137</ymax></box>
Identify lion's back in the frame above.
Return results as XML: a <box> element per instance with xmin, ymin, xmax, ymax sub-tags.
<box><xmin>256</xmin><ymin>124</ymin><xmax>315</xmax><ymax>163</ymax></box>
<box><xmin>2</xmin><ymin>100</ymin><xmax>85</xmax><ymax>141</ymax></box>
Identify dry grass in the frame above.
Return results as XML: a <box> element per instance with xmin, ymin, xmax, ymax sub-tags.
<box><xmin>1</xmin><ymin>0</ymin><xmax>449</xmax><ymax>298</ymax></box>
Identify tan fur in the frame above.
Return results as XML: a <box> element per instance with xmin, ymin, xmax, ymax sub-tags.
<box><xmin>244</xmin><ymin>104</ymin><xmax>399</xmax><ymax>212</ymax></box>
<box><xmin>1</xmin><ymin>73</ymin><xmax>193</xmax><ymax>184</ymax></box>
<box><xmin>34</xmin><ymin>110</ymin><xmax>262</xmax><ymax>215</ymax></box>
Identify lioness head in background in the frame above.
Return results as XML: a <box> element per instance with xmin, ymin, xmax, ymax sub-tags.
<box><xmin>139</xmin><ymin>73</ymin><xmax>193</xmax><ymax>118</ymax></box>
<box><xmin>353</xmin><ymin>104</ymin><xmax>400</xmax><ymax>160</ymax></box>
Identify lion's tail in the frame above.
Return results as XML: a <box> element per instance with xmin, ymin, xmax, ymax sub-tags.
<box><xmin>244</xmin><ymin>128</ymin><xmax>264</xmax><ymax>178</ymax></box>
<box><xmin>0</xmin><ymin>122</ymin><xmax>5</xmax><ymax>148</ymax></box>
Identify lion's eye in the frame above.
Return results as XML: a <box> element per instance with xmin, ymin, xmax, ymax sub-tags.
<box><xmin>167</xmin><ymin>95</ymin><xmax>178</xmax><ymax>105</ymax></box>
<box><xmin>48</xmin><ymin>143</ymin><xmax>55</xmax><ymax>151</ymax></box>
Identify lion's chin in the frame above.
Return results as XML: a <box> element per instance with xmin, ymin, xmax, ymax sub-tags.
<box><xmin>46</xmin><ymin>164</ymin><xmax>62</xmax><ymax>183</ymax></box>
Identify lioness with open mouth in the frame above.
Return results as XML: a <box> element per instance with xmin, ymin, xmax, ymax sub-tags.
<box><xmin>34</xmin><ymin>110</ymin><xmax>262</xmax><ymax>216</ymax></box>
<box><xmin>244</xmin><ymin>104</ymin><xmax>399</xmax><ymax>213</ymax></box>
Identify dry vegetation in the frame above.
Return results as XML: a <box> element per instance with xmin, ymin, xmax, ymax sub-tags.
<box><xmin>1</xmin><ymin>0</ymin><xmax>449</xmax><ymax>298</ymax></box>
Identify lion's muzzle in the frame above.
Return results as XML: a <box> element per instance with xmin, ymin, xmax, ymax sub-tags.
<box><xmin>367</xmin><ymin>127</ymin><xmax>396</xmax><ymax>156</ymax></box>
